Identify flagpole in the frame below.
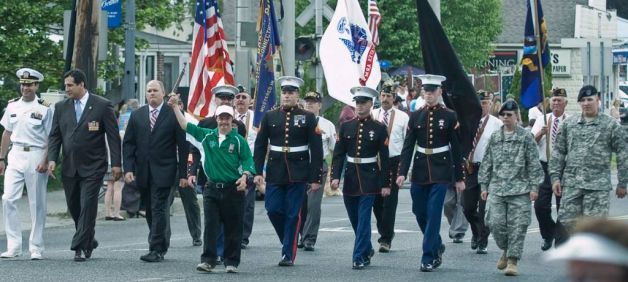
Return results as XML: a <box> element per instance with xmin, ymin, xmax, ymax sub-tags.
<box><xmin>531</xmin><ymin>0</ymin><xmax>550</xmax><ymax>158</ymax></box>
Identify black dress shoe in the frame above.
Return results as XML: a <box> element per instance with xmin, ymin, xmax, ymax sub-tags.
<box><xmin>74</xmin><ymin>250</ymin><xmax>85</xmax><ymax>262</ymax></box>
<box><xmin>278</xmin><ymin>257</ymin><xmax>293</xmax><ymax>266</ymax></box>
<box><xmin>240</xmin><ymin>242</ymin><xmax>248</xmax><ymax>249</ymax></box>
<box><xmin>140</xmin><ymin>251</ymin><xmax>164</xmax><ymax>262</ymax></box>
<box><xmin>476</xmin><ymin>246</ymin><xmax>488</xmax><ymax>254</ymax></box>
<box><xmin>303</xmin><ymin>244</ymin><xmax>314</xmax><ymax>251</ymax></box>
<box><xmin>420</xmin><ymin>263</ymin><xmax>434</xmax><ymax>272</ymax></box>
<box><xmin>470</xmin><ymin>236</ymin><xmax>478</xmax><ymax>250</ymax></box>
<box><xmin>105</xmin><ymin>216</ymin><xmax>114</xmax><ymax>220</ymax></box>
<box><xmin>541</xmin><ymin>238</ymin><xmax>553</xmax><ymax>251</ymax></box>
<box><xmin>297</xmin><ymin>242</ymin><xmax>304</xmax><ymax>249</ymax></box>
<box><xmin>192</xmin><ymin>239</ymin><xmax>202</xmax><ymax>246</ymax></box>
<box><xmin>84</xmin><ymin>240</ymin><xmax>99</xmax><ymax>259</ymax></box>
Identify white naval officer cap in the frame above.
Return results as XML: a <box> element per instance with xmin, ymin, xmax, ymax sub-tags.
<box><xmin>350</xmin><ymin>86</ymin><xmax>378</xmax><ymax>102</ymax></box>
<box><xmin>417</xmin><ymin>74</ymin><xmax>446</xmax><ymax>91</ymax></box>
<box><xmin>277</xmin><ymin>76</ymin><xmax>304</xmax><ymax>91</ymax></box>
<box><xmin>16</xmin><ymin>68</ymin><xmax>44</xmax><ymax>84</ymax></box>
<box><xmin>211</xmin><ymin>85</ymin><xmax>239</xmax><ymax>99</ymax></box>
<box><xmin>215</xmin><ymin>105</ymin><xmax>235</xmax><ymax>117</ymax></box>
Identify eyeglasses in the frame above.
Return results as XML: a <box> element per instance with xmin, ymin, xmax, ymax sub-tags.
<box><xmin>235</xmin><ymin>95</ymin><xmax>248</xmax><ymax>100</ymax></box>
<box><xmin>498</xmin><ymin>112</ymin><xmax>514</xmax><ymax>117</ymax></box>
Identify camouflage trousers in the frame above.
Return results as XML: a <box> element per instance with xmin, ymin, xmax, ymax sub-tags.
<box><xmin>486</xmin><ymin>194</ymin><xmax>531</xmax><ymax>259</ymax></box>
<box><xmin>557</xmin><ymin>187</ymin><xmax>610</xmax><ymax>230</ymax></box>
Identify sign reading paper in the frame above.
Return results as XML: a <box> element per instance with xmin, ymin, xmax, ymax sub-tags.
<box><xmin>550</xmin><ymin>49</ymin><xmax>571</xmax><ymax>76</ymax></box>
<box><xmin>320</xmin><ymin>0</ymin><xmax>381</xmax><ymax>106</ymax></box>
<box><xmin>101</xmin><ymin>0</ymin><xmax>122</xmax><ymax>28</ymax></box>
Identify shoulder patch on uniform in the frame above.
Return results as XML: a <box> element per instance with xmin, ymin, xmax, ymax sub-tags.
<box><xmin>37</xmin><ymin>98</ymin><xmax>50</xmax><ymax>107</ymax></box>
<box><xmin>8</xmin><ymin>97</ymin><xmax>20</xmax><ymax>103</ymax></box>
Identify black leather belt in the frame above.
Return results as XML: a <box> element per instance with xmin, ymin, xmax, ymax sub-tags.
<box><xmin>206</xmin><ymin>181</ymin><xmax>236</xmax><ymax>189</ymax></box>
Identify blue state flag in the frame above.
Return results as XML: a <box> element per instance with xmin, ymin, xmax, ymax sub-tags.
<box><xmin>253</xmin><ymin>0</ymin><xmax>281</xmax><ymax>127</ymax></box>
<box><xmin>520</xmin><ymin>0</ymin><xmax>550</xmax><ymax>109</ymax></box>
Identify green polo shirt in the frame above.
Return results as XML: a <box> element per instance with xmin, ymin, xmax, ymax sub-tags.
<box><xmin>186</xmin><ymin>122</ymin><xmax>256</xmax><ymax>183</ymax></box>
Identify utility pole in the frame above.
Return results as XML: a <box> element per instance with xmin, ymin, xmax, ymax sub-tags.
<box><xmin>73</xmin><ymin>0</ymin><xmax>101</xmax><ymax>92</ymax></box>
<box><xmin>314</xmin><ymin>0</ymin><xmax>323</xmax><ymax>93</ymax></box>
<box><xmin>280</xmin><ymin>0</ymin><xmax>295</xmax><ymax>76</ymax></box>
<box><xmin>123</xmin><ymin>0</ymin><xmax>136</xmax><ymax>100</ymax></box>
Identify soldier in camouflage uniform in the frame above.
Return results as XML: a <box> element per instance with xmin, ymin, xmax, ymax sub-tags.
<box><xmin>479</xmin><ymin>100</ymin><xmax>543</xmax><ymax>276</ymax></box>
<box><xmin>549</xmin><ymin>85</ymin><xmax>627</xmax><ymax>246</ymax></box>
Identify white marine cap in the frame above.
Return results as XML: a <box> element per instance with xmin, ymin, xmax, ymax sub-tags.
<box><xmin>278</xmin><ymin>76</ymin><xmax>304</xmax><ymax>91</ymax></box>
<box><xmin>215</xmin><ymin>105</ymin><xmax>234</xmax><ymax>117</ymax></box>
<box><xmin>16</xmin><ymin>68</ymin><xmax>44</xmax><ymax>84</ymax></box>
<box><xmin>211</xmin><ymin>85</ymin><xmax>239</xmax><ymax>98</ymax></box>
<box><xmin>545</xmin><ymin>233</ymin><xmax>628</xmax><ymax>266</ymax></box>
<box><xmin>417</xmin><ymin>74</ymin><xmax>446</xmax><ymax>87</ymax></box>
<box><xmin>350</xmin><ymin>86</ymin><xmax>378</xmax><ymax>102</ymax></box>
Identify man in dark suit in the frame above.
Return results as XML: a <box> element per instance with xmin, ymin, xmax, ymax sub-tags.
<box><xmin>123</xmin><ymin>80</ymin><xmax>188</xmax><ymax>262</ymax></box>
<box><xmin>47</xmin><ymin>69</ymin><xmax>122</xmax><ymax>262</ymax></box>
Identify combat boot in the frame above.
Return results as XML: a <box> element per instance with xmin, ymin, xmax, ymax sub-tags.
<box><xmin>496</xmin><ymin>250</ymin><xmax>507</xmax><ymax>270</ymax></box>
<box><xmin>504</xmin><ymin>258</ymin><xmax>518</xmax><ymax>276</ymax></box>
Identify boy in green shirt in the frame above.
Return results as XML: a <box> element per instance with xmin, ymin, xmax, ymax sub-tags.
<box><xmin>169</xmin><ymin>96</ymin><xmax>255</xmax><ymax>273</ymax></box>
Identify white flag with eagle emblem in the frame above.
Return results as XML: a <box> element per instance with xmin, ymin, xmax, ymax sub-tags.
<box><xmin>320</xmin><ymin>0</ymin><xmax>381</xmax><ymax>107</ymax></box>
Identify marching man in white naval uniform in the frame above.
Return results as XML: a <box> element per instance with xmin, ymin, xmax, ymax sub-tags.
<box><xmin>0</xmin><ymin>68</ymin><xmax>53</xmax><ymax>260</ymax></box>
<box><xmin>371</xmin><ymin>83</ymin><xmax>408</xmax><ymax>253</ymax></box>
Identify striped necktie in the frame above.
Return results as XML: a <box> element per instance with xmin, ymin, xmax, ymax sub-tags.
<box><xmin>551</xmin><ymin>117</ymin><xmax>560</xmax><ymax>145</ymax></box>
<box><xmin>238</xmin><ymin>113</ymin><xmax>246</xmax><ymax>123</ymax></box>
<box><xmin>382</xmin><ymin>110</ymin><xmax>389</xmax><ymax>126</ymax></box>
<box><xmin>150</xmin><ymin>109</ymin><xmax>158</xmax><ymax>131</ymax></box>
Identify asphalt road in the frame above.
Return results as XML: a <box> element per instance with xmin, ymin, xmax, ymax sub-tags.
<box><xmin>0</xmin><ymin>188</ymin><xmax>626</xmax><ymax>282</ymax></box>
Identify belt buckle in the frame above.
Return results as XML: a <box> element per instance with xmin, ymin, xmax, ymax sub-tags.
<box><xmin>23</xmin><ymin>146</ymin><xmax>30</xmax><ymax>152</ymax></box>
<box><xmin>424</xmin><ymin>148</ymin><xmax>433</xmax><ymax>154</ymax></box>
<box><xmin>354</xmin><ymin>158</ymin><xmax>361</xmax><ymax>164</ymax></box>
<box><xmin>215</xmin><ymin>183</ymin><xmax>225</xmax><ymax>189</ymax></box>
<box><xmin>282</xmin><ymin>147</ymin><xmax>289</xmax><ymax>153</ymax></box>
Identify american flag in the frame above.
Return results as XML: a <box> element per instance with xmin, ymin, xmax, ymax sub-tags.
<box><xmin>188</xmin><ymin>0</ymin><xmax>234</xmax><ymax>118</ymax></box>
<box><xmin>368</xmin><ymin>0</ymin><xmax>381</xmax><ymax>46</ymax></box>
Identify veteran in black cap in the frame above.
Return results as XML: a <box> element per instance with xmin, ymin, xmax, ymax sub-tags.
<box><xmin>253</xmin><ymin>76</ymin><xmax>323</xmax><ymax>266</ymax></box>
<box><xmin>331</xmin><ymin>86</ymin><xmax>390</xmax><ymax>269</ymax></box>
<box><xmin>549</xmin><ymin>84</ymin><xmax>628</xmax><ymax>247</ymax></box>
<box><xmin>396</xmin><ymin>74</ymin><xmax>465</xmax><ymax>272</ymax></box>
<box><xmin>530</xmin><ymin>87</ymin><xmax>570</xmax><ymax>251</ymax></box>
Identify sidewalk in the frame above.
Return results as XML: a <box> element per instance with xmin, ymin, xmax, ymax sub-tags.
<box><xmin>0</xmin><ymin>188</ymin><xmax>192</xmax><ymax>236</ymax></box>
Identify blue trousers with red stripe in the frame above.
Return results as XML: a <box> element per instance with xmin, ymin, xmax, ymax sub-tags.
<box><xmin>265</xmin><ymin>182</ymin><xmax>306</xmax><ymax>262</ymax></box>
<box><xmin>344</xmin><ymin>194</ymin><xmax>375</xmax><ymax>263</ymax></box>
<box><xmin>410</xmin><ymin>183</ymin><xmax>448</xmax><ymax>264</ymax></box>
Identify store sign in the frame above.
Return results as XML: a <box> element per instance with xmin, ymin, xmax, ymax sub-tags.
<box><xmin>101</xmin><ymin>0</ymin><xmax>122</xmax><ymax>28</ymax></box>
<box><xmin>550</xmin><ymin>49</ymin><xmax>571</xmax><ymax>76</ymax></box>
<box><xmin>613</xmin><ymin>50</ymin><xmax>628</xmax><ymax>64</ymax></box>
<box><xmin>486</xmin><ymin>51</ymin><xmax>517</xmax><ymax>71</ymax></box>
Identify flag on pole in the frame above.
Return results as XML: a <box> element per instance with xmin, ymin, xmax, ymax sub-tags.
<box><xmin>520</xmin><ymin>0</ymin><xmax>550</xmax><ymax>109</ymax></box>
<box><xmin>368</xmin><ymin>0</ymin><xmax>381</xmax><ymax>47</ymax></box>
<box><xmin>416</xmin><ymin>0</ymin><xmax>481</xmax><ymax>157</ymax></box>
<box><xmin>188</xmin><ymin>0</ymin><xmax>235</xmax><ymax>118</ymax></box>
<box><xmin>253</xmin><ymin>0</ymin><xmax>281</xmax><ymax>127</ymax></box>
<box><xmin>320</xmin><ymin>0</ymin><xmax>381</xmax><ymax>106</ymax></box>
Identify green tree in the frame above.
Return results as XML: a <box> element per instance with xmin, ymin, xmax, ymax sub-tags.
<box><xmin>295</xmin><ymin>0</ymin><xmax>502</xmax><ymax>71</ymax></box>
<box><xmin>0</xmin><ymin>0</ymin><xmax>66</xmax><ymax>108</ymax></box>
<box><xmin>99</xmin><ymin>0</ymin><xmax>189</xmax><ymax>81</ymax></box>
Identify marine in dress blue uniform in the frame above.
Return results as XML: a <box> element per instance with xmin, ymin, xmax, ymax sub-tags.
<box><xmin>331</xmin><ymin>86</ymin><xmax>391</xmax><ymax>269</ymax></box>
<box><xmin>396</xmin><ymin>75</ymin><xmax>466</xmax><ymax>272</ymax></box>
<box><xmin>253</xmin><ymin>76</ymin><xmax>324</xmax><ymax>266</ymax></box>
